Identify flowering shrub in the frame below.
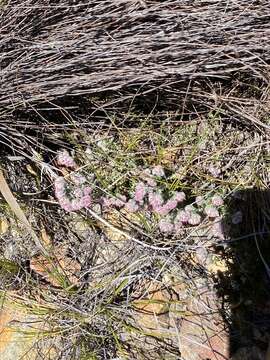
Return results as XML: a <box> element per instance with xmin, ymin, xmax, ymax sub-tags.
<box><xmin>54</xmin><ymin>150</ymin><xmax>92</xmax><ymax>212</ymax></box>
<box><xmin>101</xmin><ymin>165</ymin><xmax>220</xmax><ymax>236</ymax></box>
<box><xmin>54</xmin><ymin>175</ymin><xmax>92</xmax><ymax>212</ymax></box>
<box><xmin>134</xmin><ymin>182</ymin><xmax>147</xmax><ymax>204</ymax></box>
<box><xmin>53</xmin><ymin>152</ymin><xmax>235</xmax><ymax>239</ymax></box>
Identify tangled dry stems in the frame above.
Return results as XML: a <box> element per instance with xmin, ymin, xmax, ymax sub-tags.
<box><xmin>0</xmin><ymin>1</ymin><xmax>269</xmax><ymax>130</ymax></box>
<box><xmin>0</xmin><ymin>1</ymin><xmax>269</xmax><ymax>358</ymax></box>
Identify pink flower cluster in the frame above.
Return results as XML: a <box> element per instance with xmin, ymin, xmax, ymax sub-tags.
<box><xmin>211</xmin><ymin>219</ymin><xmax>225</xmax><ymax>240</ymax></box>
<box><xmin>155</xmin><ymin>192</ymin><xmax>227</xmax><ymax>235</ymax></box>
<box><xmin>54</xmin><ymin>176</ymin><xmax>92</xmax><ymax>212</ymax></box>
<box><xmin>158</xmin><ymin>218</ymin><xmax>174</xmax><ymax>233</ymax></box>
<box><xmin>100</xmin><ymin>165</ymin><xmax>210</xmax><ymax>235</ymax></box>
<box><xmin>211</xmin><ymin>195</ymin><xmax>224</xmax><ymax>207</ymax></box>
<box><xmin>152</xmin><ymin>165</ymin><xmax>165</xmax><ymax>177</ymax></box>
<box><xmin>142</xmin><ymin>165</ymin><xmax>165</xmax><ymax>187</ymax></box>
<box><xmin>174</xmin><ymin>208</ymin><xmax>201</xmax><ymax>228</ymax></box>
<box><xmin>103</xmin><ymin>194</ymin><xmax>127</xmax><ymax>208</ymax></box>
<box><xmin>56</xmin><ymin>149</ymin><xmax>77</xmax><ymax>169</ymax></box>
<box><xmin>134</xmin><ymin>182</ymin><xmax>147</xmax><ymax>204</ymax></box>
<box><xmin>125</xmin><ymin>199</ymin><xmax>139</xmax><ymax>213</ymax></box>
<box><xmin>149</xmin><ymin>191</ymin><xmax>186</xmax><ymax>216</ymax></box>
<box><xmin>194</xmin><ymin>193</ymin><xmax>224</xmax><ymax>221</ymax></box>
<box><xmin>158</xmin><ymin>207</ymin><xmax>202</xmax><ymax>235</ymax></box>
<box><xmin>204</xmin><ymin>205</ymin><xmax>219</xmax><ymax>218</ymax></box>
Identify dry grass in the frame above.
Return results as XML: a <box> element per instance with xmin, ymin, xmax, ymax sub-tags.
<box><xmin>0</xmin><ymin>1</ymin><xmax>269</xmax><ymax>359</ymax></box>
<box><xmin>0</xmin><ymin>0</ymin><xmax>270</xmax><ymax>105</ymax></box>
<box><xmin>0</xmin><ymin>0</ymin><xmax>270</xmax><ymax>157</ymax></box>
<box><xmin>0</xmin><ymin>114</ymin><xmax>268</xmax><ymax>359</ymax></box>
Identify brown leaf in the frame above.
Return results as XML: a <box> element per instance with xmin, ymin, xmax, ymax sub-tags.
<box><xmin>30</xmin><ymin>247</ymin><xmax>81</xmax><ymax>287</ymax></box>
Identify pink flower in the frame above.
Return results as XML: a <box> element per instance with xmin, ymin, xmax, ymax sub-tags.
<box><xmin>54</xmin><ymin>177</ymin><xmax>66</xmax><ymax>198</ymax></box>
<box><xmin>146</xmin><ymin>177</ymin><xmax>157</xmax><ymax>187</ymax></box>
<box><xmin>152</xmin><ymin>165</ymin><xmax>165</xmax><ymax>177</ymax></box>
<box><xmin>185</xmin><ymin>205</ymin><xmax>196</xmax><ymax>213</ymax></box>
<box><xmin>148</xmin><ymin>192</ymin><xmax>164</xmax><ymax>210</ymax></box>
<box><xmin>134</xmin><ymin>182</ymin><xmax>147</xmax><ymax>204</ymax></box>
<box><xmin>71</xmin><ymin>198</ymin><xmax>82</xmax><ymax>211</ymax></box>
<box><xmin>54</xmin><ymin>175</ymin><xmax>92</xmax><ymax>212</ymax></box>
<box><xmin>61</xmin><ymin>201</ymin><xmax>73</xmax><ymax>212</ymax></box>
<box><xmin>73</xmin><ymin>188</ymin><xmax>84</xmax><ymax>198</ymax></box>
<box><xmin>158</xmin><ymin>219</ymin><xmax>174</xmax><ymax>233</ymax></box>
<box><xmin>195</xmin><ymin>196</ymin><xmax>204</xmax><ymax>206</ymax></box>
<box><xmin>125</xmin><ymin>199</ymin><xmax>139</xmax><ymax>213</ymax></box>
<box><xmin>70</xmin><ymin>173</ymin><xmax>87</xmax><ymax>185</ymax></box>
<box><xmin>188</xmin><ymin>213</ymin><xmax>202</xmax><ymax>226</ymax></box>
<box><xmin>54</xmin><ymin>176</ymin><xmax>65</xmax><ymax>189</ymax></box>
<box><xmin>211</xmin><ymin>195</ymin><xmax>224</xmax><ymax>207</ymax></box>
<box><xmin>56</xmin><ymin>149</ymin><xmax>77</xmax><ymax>169</ymax></box>
<box><xmin>81</xmin><ymin>195</ymin><xmax>92</xmax><ymax>208</ymax></box>
<box><xmin>156</xmin><ymin>199</ymin><xmax>178</xmax><ymax>215</ymax></box>
<box><xmin>204</xmin><ymin>205</ymin><xmax>219</xmax><ymax>218</ymax></box>
<box><xmin>173</xmin><ymin>191</ymin><xmax>186</xmax><ymax>203</ymax></box>
<box><xmin>54</xmin><ymin>177</ymin><xmax>66</xmax><ymax>197</ymax></box>
<box><xmin>174</xmin><ymin>221</ymin><xmax>183</xmax><ymax>233</ymax></box>
<box><xmin>175</xmin><ymin>210</ymin><xmax>191</xmax><ymax>224</ymax></box>
<box><xmin>83</xmin><ymin>186</ymin><xmax>92</xmax><ymax>196</ymax></box>
<box><xmin>212</xmin><ymin>220</ymin><xmax>225</xmax><ymax>239</ymax></box>
<box><xmin>155</xmin><ymin>207</ymin><xmax>165</xmax><ymax>216</ymax></box>
<box><xmin>102</xmin><ymin>197</ymin><xmax>113</xmax><ymax>208</ymax></box>
<box><xmin>102</xmin><ymin>194</ymin><xmax>126</xmax><ymax>209</ymax></box>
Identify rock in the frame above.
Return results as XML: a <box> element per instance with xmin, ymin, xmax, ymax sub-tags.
<box><xmin>0</xmin><ymin>296</ymin><xmax>59</xmax><ymax>360</ymax></box>
<box><xmin>133</xmin><ymin>281</ymin><xmax>171</xmax><ymax>331</ymax></box>
<box><xmin>100</xmin><ymin>210</ymin><xmax>129</xmax><ymax>242</ymax></box>
<box><xmin>179</xmin><ymin>285</ymin><xmax>229</xmax><ymax>360</ymax></box>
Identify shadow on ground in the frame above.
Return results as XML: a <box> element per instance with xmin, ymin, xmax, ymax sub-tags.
<box><xmin>217</xmin><ymin>189</ymin><xmax>270</xmax><ymax>359</ymax></box>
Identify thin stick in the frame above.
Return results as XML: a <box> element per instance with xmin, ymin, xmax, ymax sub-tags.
<box><xmin>0</xmin><ymin>169</ymin><xmax>48</xmax><ymax>255</ymax></box>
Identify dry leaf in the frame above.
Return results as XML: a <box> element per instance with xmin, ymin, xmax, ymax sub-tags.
<box><xmin>30</xmin><ymin>247</ymin><xmax>81</xmax><ymax>287</ymax></box>
<box><xmin>133</xmin><ymin>281</ymin><xmax>170</xmax><ymax>315</ymax></box>
<box><xmin>40</xmin><ymin>227</ymin><xmax>53</xmax><ymax>247</ymax></box>
<box><xmin>0</xmin><ymin>218</ymin><xmax>9</xmax><ymax>234</ymax></box>
<box><xmin>26</xmin><ymin>164</ymin><xmax>38</xmax><ymax>177</ymax></box>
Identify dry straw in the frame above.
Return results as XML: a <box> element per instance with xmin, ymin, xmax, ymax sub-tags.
<box><xmin>0</xmin><ymin>0</ymin><xmax>269</xmax><ymax>110</ymax></box>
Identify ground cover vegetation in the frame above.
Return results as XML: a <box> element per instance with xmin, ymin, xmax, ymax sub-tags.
<box><xmin>0</xmin><ymin>1</ymin><xmax>270</xmax><ymax>359</ymax></box>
